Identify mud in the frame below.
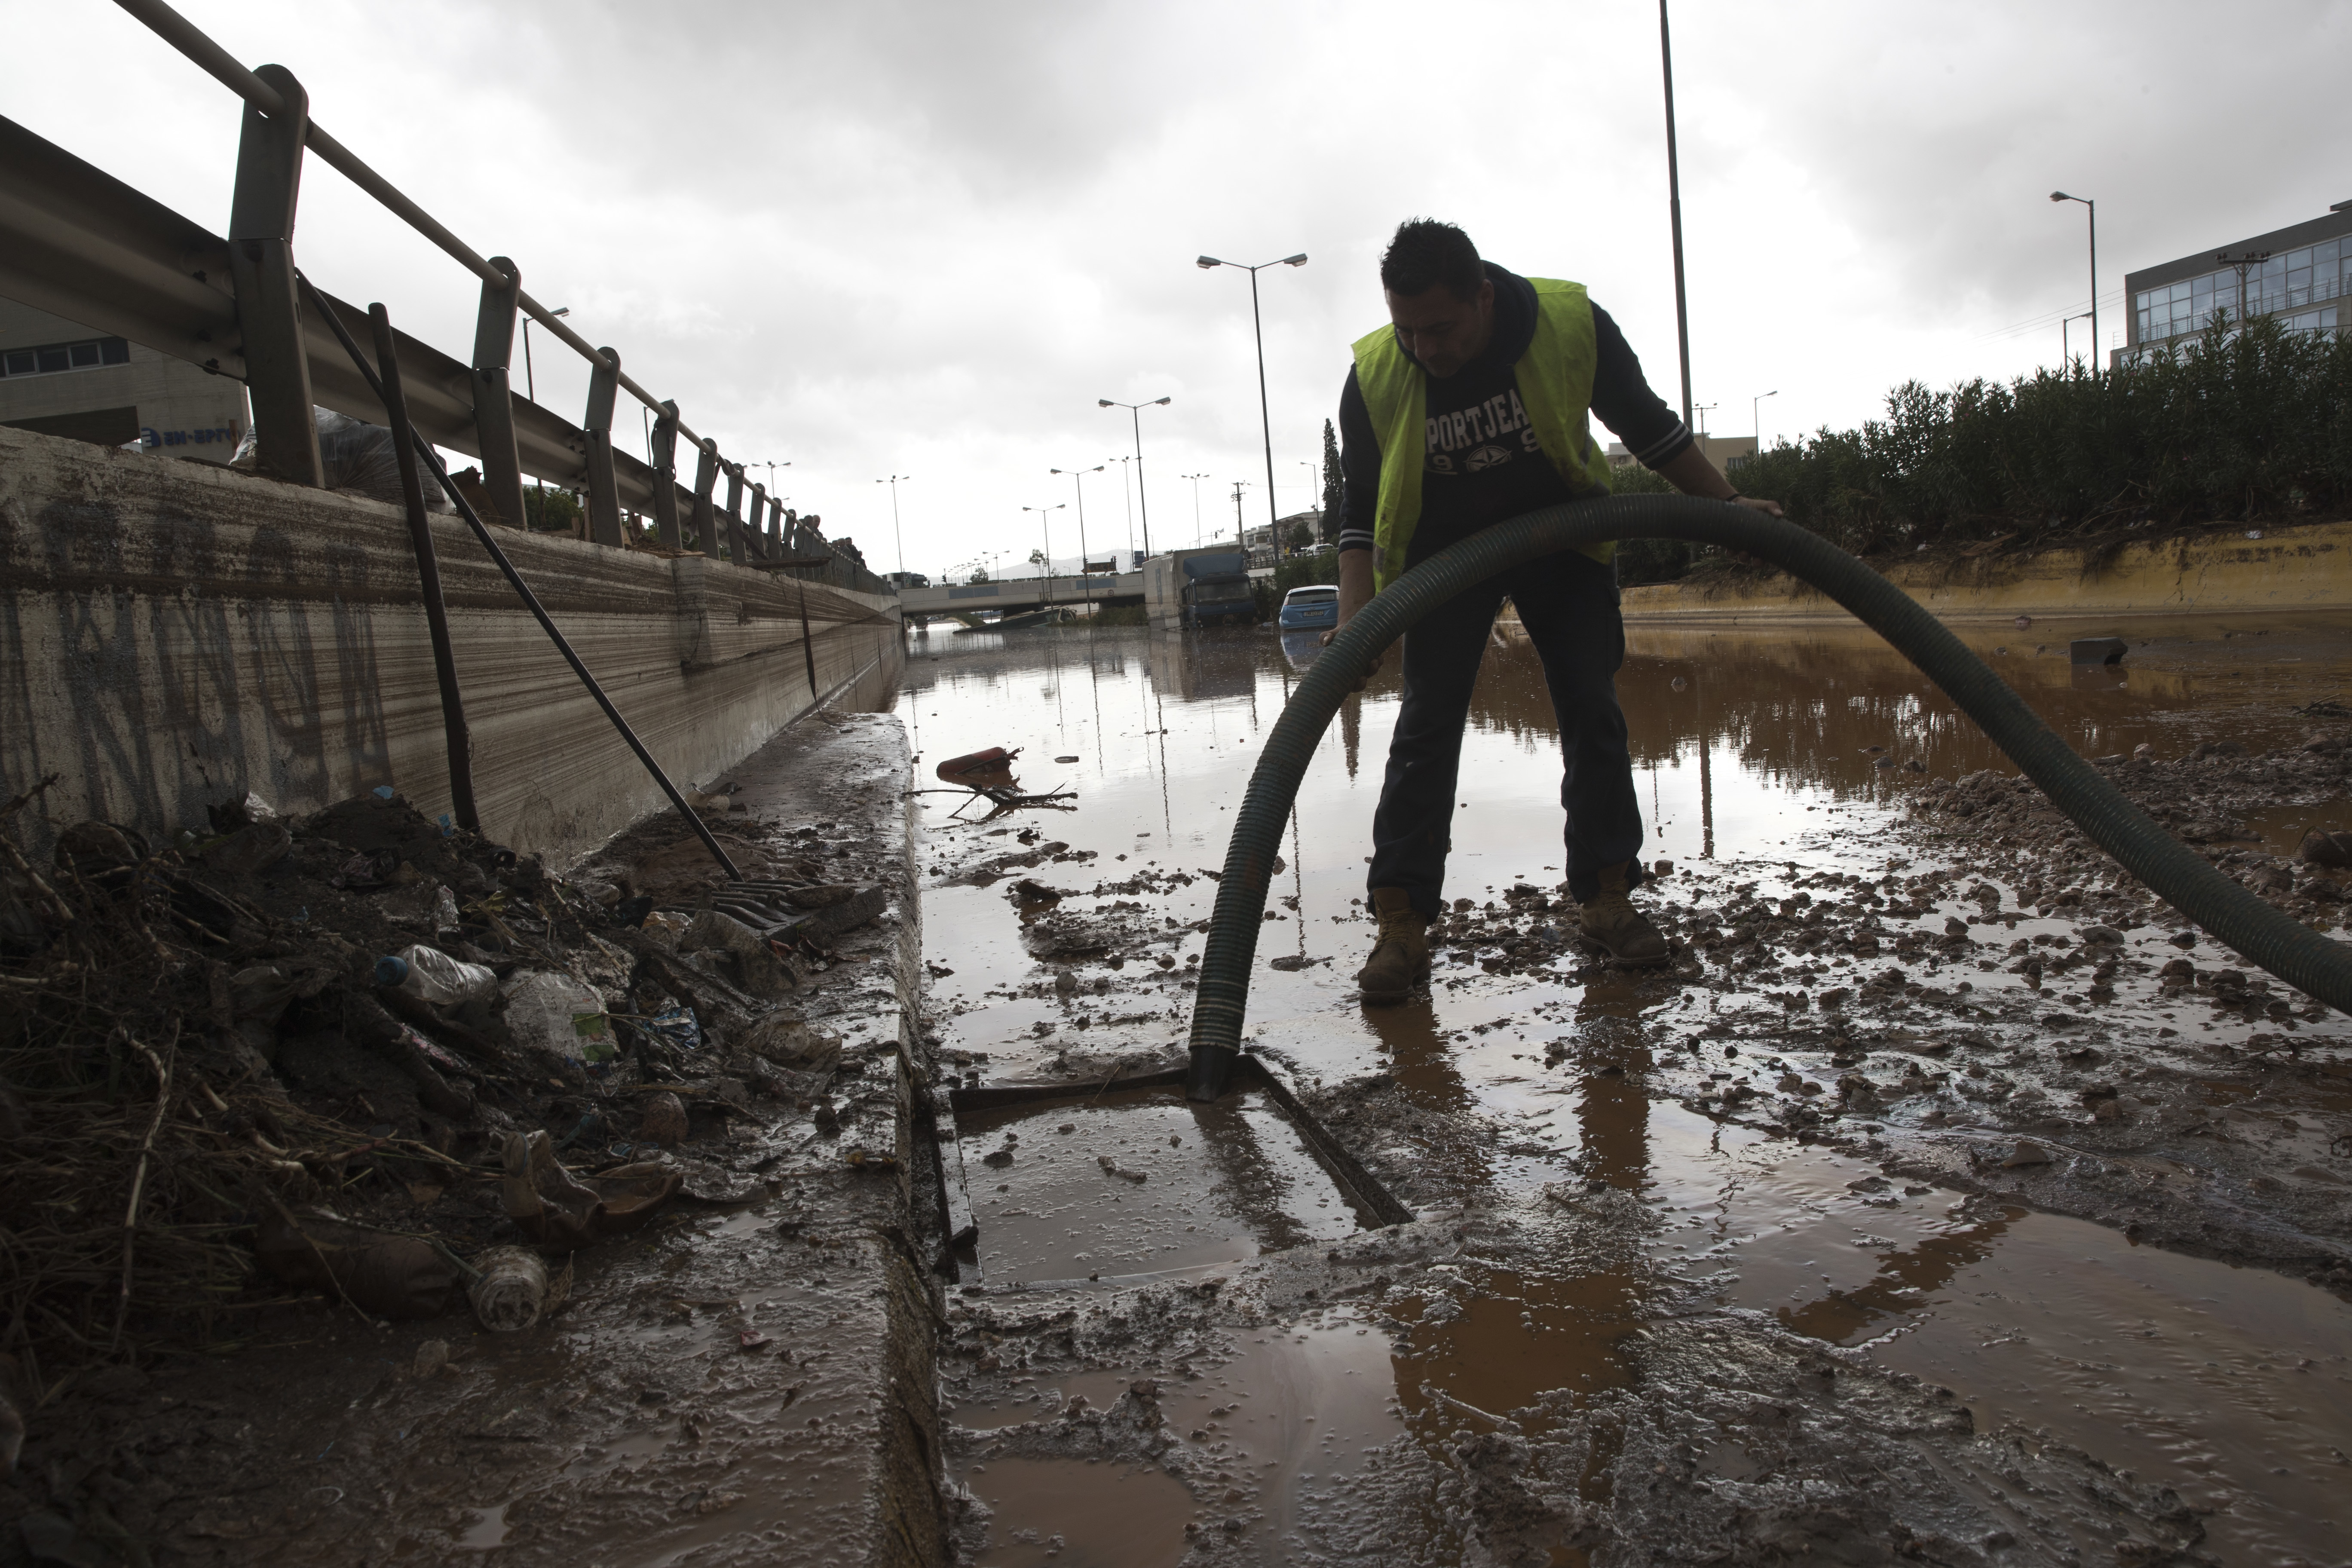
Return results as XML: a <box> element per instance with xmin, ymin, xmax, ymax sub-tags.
<box><xmin>906</xmin><ymin>619</ymin><xmax>2352</xmax><ymax>1566</ymax></box>
<box><xmin>2</xmin><ymin>707</ymin><xmax>945</xmax><ymax>1567</ymax></box>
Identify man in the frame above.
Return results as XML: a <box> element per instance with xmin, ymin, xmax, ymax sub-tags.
<box><xmin>1332</xmin><ymin>218</ymin><xmax>1781</xmax><ymax>1004</ymax></box>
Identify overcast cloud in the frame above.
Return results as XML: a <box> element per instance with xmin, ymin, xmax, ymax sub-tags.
<box><xmin>13</xmin><ymin>0</ymin><xmax>2350</xmax><ymax>577</ymax></box>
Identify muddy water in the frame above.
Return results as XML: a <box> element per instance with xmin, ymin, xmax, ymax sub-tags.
<box><xmin>902</xmin><ymin>615</ymin><xmax>2352</xmax><ymax>1562</ymax></box>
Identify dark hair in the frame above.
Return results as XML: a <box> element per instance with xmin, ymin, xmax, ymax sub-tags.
<box><xmin>1380</xmin><ymin>218</ymin><xmax>1484</xmax><ymax>300</ymax></box>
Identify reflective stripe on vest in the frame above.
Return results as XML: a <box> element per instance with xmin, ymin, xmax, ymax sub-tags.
<box><xmin>1350</xmin><ymin>278</ymin><xmax>1617</xmax><ymax>591</ymax></box>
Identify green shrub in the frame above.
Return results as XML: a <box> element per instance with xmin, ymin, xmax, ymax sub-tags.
<box><xmin>1700</xmin><ymin>315</ymin><xmax>2352</xmax><ymax>556</ymax></box>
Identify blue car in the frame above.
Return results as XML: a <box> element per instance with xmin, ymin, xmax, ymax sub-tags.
<box><xmin>1277</xmin><ymin>585</ymin><xmax>1339</xmax><ymax>631</ymax></box>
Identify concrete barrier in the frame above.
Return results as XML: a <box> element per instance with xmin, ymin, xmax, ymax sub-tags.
<box><xmin>0</xmin><ymin>426</ymin><xmax>902</xmax><ymax>867</ymax></box>
<box><xmin>1617</xmin><ymin>518</ymin><xmax>2352</xmax><ymax>623</ymax></box>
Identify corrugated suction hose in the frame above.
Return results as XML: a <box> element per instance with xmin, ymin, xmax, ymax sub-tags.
<box><xmin>1185</xmin><ymin>494</ymin><xmax>2352</xmax><ymax>1100</ymax></box>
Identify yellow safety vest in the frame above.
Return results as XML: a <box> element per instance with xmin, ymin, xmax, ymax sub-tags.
<box><xmin>1351</xmin><ymin>277</ymin><xmax>1617</xmax><ymax>590</ymax></box>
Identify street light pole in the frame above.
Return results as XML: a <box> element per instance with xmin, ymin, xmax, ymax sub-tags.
<box><xmin>1196</xmin><ymin>252</ymin><xmax>1307</xmax><ymax>533</ymax></box>
<box><xmin>1098</xmin><ymin>397</ymin><xmax>1171</xmax><ymax>560</ymax></box>
<box><xmin>1022</xmin><ymin>503</ymin><xmax>1065</xmax><ymax>609</ymax></box>
<box><xmin>1752</xmin><ymin>389</ymin><xmax>1777</xmax><ymax>448</ymax></box>
<box><xmin>1658</xmin><ymin>1</ymin><xmax>1694</xmax><ymax>429</ymax></box>
<box><xmin>1228</xmin><ymin>479</ymin><xmax>1251</xmax><ymax>548</ymax></box>
<box><xmin>1182</xmin><ymin>473</ymin><xmax>1209</xmax><ymax>548</ymax></box>
<box><xmin>876</xmin><ymin>474</ymin><xmax>910</xmax><ymax>579</ymax></box>
<box><xmin>1050</xmin><ymin>464</ymin><xmax>1105</xmax><ymax>603</ymax></box>
<box><xmin>2050</xmin><ymin>191</ymin><xmax>2098</xmax><ymax>365</ymax></box>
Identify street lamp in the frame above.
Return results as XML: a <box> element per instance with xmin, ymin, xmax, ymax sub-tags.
<box><xmin>1182</xmin><ymin>472</ymin><xmax>1210</xmax><ymax>547</ymax></box>
<box><xmin>2050</xmin><ymin>192</ymin><xmax>2098</xmax><ymax>366</ymax></box>
<box><xmin>1196</xmin><ymin>251</ymin><xmax>1306</xmax><ymax>533</ymax></box>
<box><xmin>876</xmin><ymin>474</ymin><xmax>910</xmax><ymax>579</ymax></box>
<box><xmin>1097</xmin><ymin>396</ymin><xmax>1171</xmax><ymax>560</ymax></box>
<box><xmin>1296</xmin><ymin>461</ymin><xmax>1319</xmax><ymax>550</ymax></box>
<box><xmin>1752</xmin><ymin>389</ymin><xmax>1777</xmax><ymax>450</ymax></box>
<box><xmin>522</xmin><ymin>304</ymin><xmax>568</xmax><ymax>404</ymax></box>
<box><xmin>1022</xmin><ymin>503</ymin><xmax>1065</xmax><ymax>607</ymax></box>
<box><xmin>2060</xmin><ymin>312</ymin><xmax>2093</xmax><ymax>367</ymax></box>
<box><xmin>1049</xmin><ymin>464</ymin><xmax>1105</xmax><ymax>601</ymax></box>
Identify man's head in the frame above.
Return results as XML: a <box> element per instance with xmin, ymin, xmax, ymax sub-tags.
<box><xmin>1381</xmin><ymin>218</ymin><xmax>1493</xmax><ymax>379</ymax></box>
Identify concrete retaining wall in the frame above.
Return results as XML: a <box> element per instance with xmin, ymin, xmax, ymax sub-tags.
<box><xmin>1618</xmin><ymin>518</ymin><xmax>2352</xmax><ymax>623</ymax></box>
<box><xmin>0</xmin><ymin>426</ymin><xmax>902</xmax><ymax>867</ymax></box>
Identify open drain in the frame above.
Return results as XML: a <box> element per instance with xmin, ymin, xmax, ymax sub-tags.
<box><xmin>932</xmin><ymin>1058</ymin><xmax>1411</xmax><ymax>1288</ymax></box>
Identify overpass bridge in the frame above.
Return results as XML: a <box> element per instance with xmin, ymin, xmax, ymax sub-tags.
<box><xmin>899</xmin><ymin>572</ymin><xmax>1144</xmax><ymax>618</ymax></box>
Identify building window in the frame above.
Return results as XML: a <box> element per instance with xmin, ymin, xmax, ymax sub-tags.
<box><xmin>2136</xmin><ymin>242</ymin><xmax>2352</xmax><ymax>344</ymax></box>
<box><xmin>0</xmin><ymin>337</ymin><xmax>131</xmax><ymax>378</ymax></box>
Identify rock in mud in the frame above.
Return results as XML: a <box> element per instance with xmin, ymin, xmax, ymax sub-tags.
<box><xmin>638</xmin><ymin>1090</ymin><xmax>689</xmax><ymax>1147</ymax></box>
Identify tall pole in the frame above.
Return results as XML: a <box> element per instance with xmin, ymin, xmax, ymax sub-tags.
<box><xmin>878</xmin><ymin>474</ymin><xmax>909</xmax><ymax>578</ymax></box>
<box><xmin>1053</xmin><ymin>465</ymin><xmax>1104</xmax><ymax>601</ymax></box>
<box><xmin>1198</xmin><ymin>255</ymin><xmax>1303</xmax><ymax>533</ymax></box>
<box><xmin>1752</xmin><ymin>389</ymin><xmax>1776</xmax><ymax>447</ymax></box>
<box><xmin>1023</xmin><ymin>505</ymin><xmax>1063</xmax><ymax>607</ymax></box>
<box><xmin>1230</xmin><ymin>480</ymin><xmax>1250</xmax><ymax>546</ymax></box>
<box><xmin>2086</xmin><ymin>199</ymin><xmax>2098</xmax><ymax>364</ymax></box>
<box><xmin>1659</xmin><ymin>0</ymin><xmax>1694</xmax><ymax>430</ymax></box>
<box><xmin>2053</xmin><ymin>193</ymin><xmax>2100</xmax><ymax>369</ymax></box>
<box><xmin>1247</xmin><ymin>270</ymin><xmax>1279</xmax><ymax>532</ymax></box>
<box><xmin>1183</xmin><ymin>473</ymin><xmax>1208</xmax><ymax>548</ymax></box>
<box><xmin>1101</xmin><ymin>399</ymin><xmax>1170</xmax><ymax>558</ymax></box>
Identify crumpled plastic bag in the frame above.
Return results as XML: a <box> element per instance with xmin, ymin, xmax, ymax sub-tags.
<box><xmin>500</xmin><ymin>1129</ymin><xmax>680</xmax><ymax>1250</ymax></box>
<box><xmin>230</xmin><ymin>407</ymin><xmax>450</xmax><ymax>511</ymax></box>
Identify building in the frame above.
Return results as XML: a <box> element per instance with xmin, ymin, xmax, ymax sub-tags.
<box><xmin>0</xmin><ymin>298</ymin><xmax>249</xmax><ymax>456</ymax></box>
<box><xmin>2123</xmin><ymin>200</ymin><xmax>2351</xmax><ymax>364</ymax></box>
<box><xmin>1606</xmin><ymin>434</ymin><xmax>1755</xmax><ymax>472</ymax></box>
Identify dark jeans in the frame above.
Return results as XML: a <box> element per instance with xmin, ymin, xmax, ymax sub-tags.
<box><xmin>1367</xmin><ymin>548</ymin><xmax>1644</xmax><ymax>918</ymax></box>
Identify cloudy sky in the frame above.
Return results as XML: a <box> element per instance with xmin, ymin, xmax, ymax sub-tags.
<box><xmin>16</xmin><ymin>0</ymin><xmax>2350</xmax><ymax>578</ymax></box>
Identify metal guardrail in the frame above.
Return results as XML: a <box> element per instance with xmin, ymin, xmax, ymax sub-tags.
<box><xmin>0</xmin><ymin>0</ymin><xmax>890</xmax><ymax>600</ymax></box>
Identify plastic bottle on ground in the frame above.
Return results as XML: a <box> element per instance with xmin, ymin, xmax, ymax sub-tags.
<box><xmin>374</xmin><ymin>945</ymin><xmax>499</xmax><ymax>1006</ymax></box>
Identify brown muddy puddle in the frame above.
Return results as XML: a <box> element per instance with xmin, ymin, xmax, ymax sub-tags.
<box><xmin>901</xmin><ymin>616</ymin><xmax>2352</xmax><ymax>1561</ymax></box>
<box><xmin>957</xmin><ymin>1087</ymin><xmax>1365</xmax><ymax>1283</ymax></box>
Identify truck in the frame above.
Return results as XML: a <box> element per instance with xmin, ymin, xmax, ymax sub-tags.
<box><xmin>1179</xmin><ymin>551</ymin><xmax>1256</xmax><ymax>628</ymax></box>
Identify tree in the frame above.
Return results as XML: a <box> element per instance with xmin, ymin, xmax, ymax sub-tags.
<box><xmin>1027</xmin><ymin>547</ymin><xmax>1048</xmax><ymax>573</ymax></box>
<box><xmin>1320</xmin><ymin>418</ymin><xmax>1343</xmax><ymax>542</ymax></box>
<box><xmin>523</xmin><ymin>484</ymin><xmax>582</xmax><ymax>534</ymax></box>
<box><xmin>969</xmin><ymin>567</ymin><xmax>990</xmax><ymax>584</ymax></box>
<box><xmin>1284</xmin><ymin>520</ymin><xmax>1313</xmax><ymax>552</ymax></box>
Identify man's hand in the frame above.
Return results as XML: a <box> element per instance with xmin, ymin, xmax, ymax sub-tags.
<box><xmin>1655</xmin><ymin>446</ymin><xmax>1784</xmax><ymax>519</ymax></box>
<box><xmin>1322</xmin><ymin>549</ymin><xmax>1381</xmax><ymax>692</ymax></box>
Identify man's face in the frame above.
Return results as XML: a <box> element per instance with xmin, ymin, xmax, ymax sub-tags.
<box><xmin>1384</xmin><ymin>279</ymin><xmax>1494</xmax><ymax>379</ymax></box>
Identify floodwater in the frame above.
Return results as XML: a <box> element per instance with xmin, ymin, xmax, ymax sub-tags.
<box><xmin>899</xmin><ymin>612</ymin><xmax>2352</xmax><ymax>1563</ymax></box>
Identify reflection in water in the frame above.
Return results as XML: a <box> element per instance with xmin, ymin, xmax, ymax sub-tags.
<box><xmin>905</xmin><ymin>616</ymin><xmax>2352</xmax><ymax>1562</ymax></box>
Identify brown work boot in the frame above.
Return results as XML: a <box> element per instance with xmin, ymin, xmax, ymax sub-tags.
<box><xmin>1356</xmin><ymin>888</ymin><xmax>1430</xmax><ymax>1004</ymax></box>
<box><xmin>1580</xmin><ymin>862</ymin><xmax>1670</xmax><ymax>968</ymax></box>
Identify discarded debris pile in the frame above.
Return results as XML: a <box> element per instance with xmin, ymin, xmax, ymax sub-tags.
<box><xmin>0</xmin><ymin>775</ymin><xmax>886</xmax><ymax>1409</ymax></box>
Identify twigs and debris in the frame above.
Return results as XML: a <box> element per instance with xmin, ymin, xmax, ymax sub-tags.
<box><xmin>0</xmin><ymin>780</ymin><xmax>889</xmax><ymax>1386</ymax></box>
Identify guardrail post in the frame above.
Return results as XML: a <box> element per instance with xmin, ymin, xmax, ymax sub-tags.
<box><xmin>582</xmin><ymin>346</ymin><xmax>625</xmax><ymax>547</ymax></box>
<box><xmin>649</xmin><ymin>401</ymin><xmax>684</xmax><ymax>550</ymax></box>
<box><xmin>766</xmin><ymin>494</ymin><xmax>782</xmax><ymax>556</ymax></box>
<box><xmin>723</xmin><ymin>463</ymin><xmax>745</xmax><ymax>566</ymax></box>
<box><xmin>227</xmin><ymin>63</ymin><xmax>322</xmax><ymax>485</ymax></box>
<box><xmin>689</xmin><ymin>441</ymin><xmax>719</xmax><ymax>554</ymax></box>
<box><xmin>748</xmin><ymin>484</ymin><xmax>769</xmax><ymax>563</ymax></box>
<box><xmin>468</xmin><ymin>256</ymin><xmax>527</xmax><ymax>529</ymax></box>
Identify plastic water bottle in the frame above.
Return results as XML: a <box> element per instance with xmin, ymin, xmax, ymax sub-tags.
<box><xmin>375</xmin><ymin>944</ymin><xmax>498</xmax><ymax>1006</ymax></box>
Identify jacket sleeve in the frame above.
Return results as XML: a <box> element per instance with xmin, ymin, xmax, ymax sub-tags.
<box><xmin>1337</xmin><ymin>367</ymin><xmax>1381</xmax><ymax>554</ymax></box>
<box><xmin>1589</xmin><ymin>304</ymin><xmax>1693</xmax><ymax>469</ymax></box>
